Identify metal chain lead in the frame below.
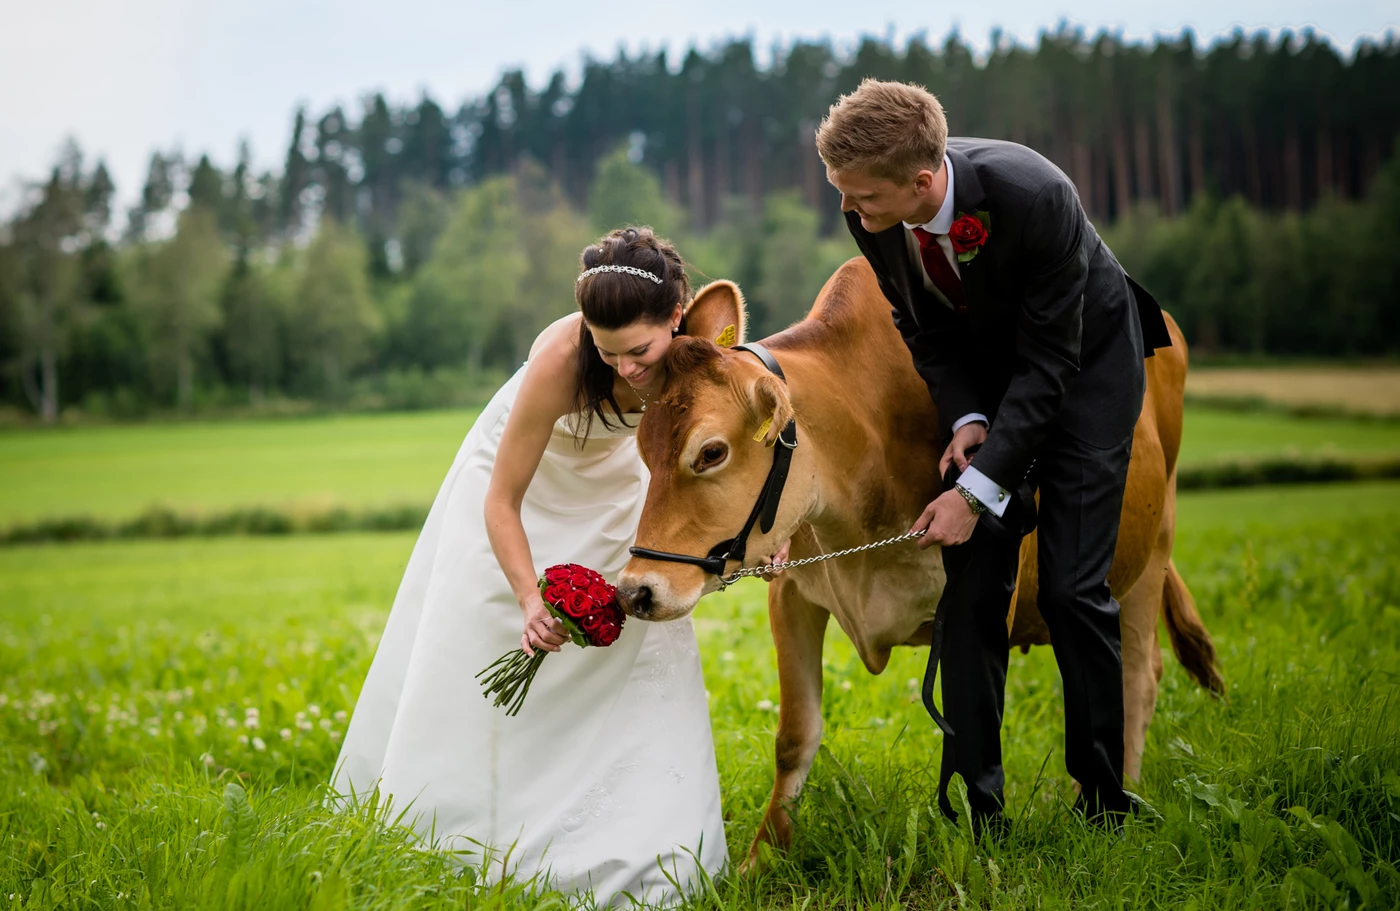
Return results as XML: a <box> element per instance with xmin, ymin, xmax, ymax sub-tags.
<box><xmin>718</xmin><ymin>528</ymin><xmax>928</xmax><ymax>589</ymax></box>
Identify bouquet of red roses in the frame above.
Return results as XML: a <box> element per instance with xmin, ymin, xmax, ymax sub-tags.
<box><xmin>477</xmin><ymin>563</ymin><xmax>626</xmax><ymax>716</ymax></box>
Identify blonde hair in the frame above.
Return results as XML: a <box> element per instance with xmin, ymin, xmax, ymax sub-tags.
<box><xmin>815</xmin><ymin>79</ymin><xmax>948</xmax><ymax>181</ymax></box>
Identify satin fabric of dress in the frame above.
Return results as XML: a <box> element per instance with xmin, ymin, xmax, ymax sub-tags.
<box><xmin>332</xmin><ymin>364</ymin><xmax>727</xmax><ymax>906</ymax></box>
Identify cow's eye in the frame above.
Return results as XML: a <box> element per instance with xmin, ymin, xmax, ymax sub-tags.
<box><xmin>694</xmin><ymin>442</ymin><xmax>729</xmax><ymax>472</ymax></box>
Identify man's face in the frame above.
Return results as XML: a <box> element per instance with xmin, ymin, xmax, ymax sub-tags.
<box><xmin>828</xmin><ymin>165</ymin><xmax>935</xmax><ymax>233</ymax></box>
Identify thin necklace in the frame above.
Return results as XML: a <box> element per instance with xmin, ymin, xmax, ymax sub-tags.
<box><xmin>634</xmin><ymin>385</ymin><xmax>653</xmax><ymax>412</ymax></box>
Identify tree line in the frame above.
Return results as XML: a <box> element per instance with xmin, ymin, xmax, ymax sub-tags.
<box><xmin>1</xmin><ymin>27</ymin><xmax>1398</xmax><ymax>421</ymax></box>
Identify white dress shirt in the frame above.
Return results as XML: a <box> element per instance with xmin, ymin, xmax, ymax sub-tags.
<box><xmin>902</xmin><ymin>156</ymin><xmax>1011</xmax><ymax>518</ymax></box>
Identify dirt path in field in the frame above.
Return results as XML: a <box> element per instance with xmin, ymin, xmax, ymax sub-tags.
<box><xmin>1186</xmin><ymin>367</ymin><xmax>1400</xmax><ymax>416</ymax></box>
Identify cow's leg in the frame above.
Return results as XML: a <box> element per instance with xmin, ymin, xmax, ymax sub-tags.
<box><xmin>1119</xmin><ymin>482</ymin><xmax>1177</xmax><ymax>780</ymax></box>
<box><xmin>743</xmin><ymin>577</ymin><xmax>828</xmax><ymax>871</ymax></box>
<box><xmin>1117</xmin><ymin>556</ymin><xmax>1166</xmax><ymax>783</ymax></box>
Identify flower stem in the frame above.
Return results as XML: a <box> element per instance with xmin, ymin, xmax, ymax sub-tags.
<box><xmin>476</xmin><ymin>649</ymin><xmax>548</xmax><ymax>716</ymax></box>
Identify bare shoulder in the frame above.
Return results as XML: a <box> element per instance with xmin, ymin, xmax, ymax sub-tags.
<box><xmin>528</xmin><ymin>312</ymin><xmax>583</xmax><ymax>360</ymax></box>
<box><xmin>517</xmin><ymin>314</ymin><xmax>582</xmax><ymax>419</ymax></box>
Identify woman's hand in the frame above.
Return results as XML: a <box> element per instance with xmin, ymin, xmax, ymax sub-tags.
<box><xmin>521</xmin><ymin>594</ymin><xmax>570</xmax><ymax>656</ymax></box>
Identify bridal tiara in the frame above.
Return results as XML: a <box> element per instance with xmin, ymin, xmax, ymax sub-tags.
<box><xmin>576</xmin><ymin>264</ymin><xmax>664</xmax><ymax>285</ymax></box>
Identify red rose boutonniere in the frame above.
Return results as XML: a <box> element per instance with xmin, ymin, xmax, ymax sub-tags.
<box><xmin>949</xmin><ymin>210</ymin><xmax>991</xmax><ymax>263</ymax></box>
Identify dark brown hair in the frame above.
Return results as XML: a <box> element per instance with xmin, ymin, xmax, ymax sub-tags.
<box><xmin>573</xmin><ymin>227</ymin><xmax>691</xmax><ymax>440</ymax></box>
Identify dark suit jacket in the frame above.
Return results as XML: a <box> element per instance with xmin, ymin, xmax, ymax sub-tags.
<box><xmin>846</xmin><ymin>137</ymin><xmax>1172</xmax><ymax>492</ymax></box>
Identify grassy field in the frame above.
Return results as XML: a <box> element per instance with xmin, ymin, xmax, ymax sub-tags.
<box><xmin>1179</xmin><ymin>406</ymin><xmax>1400</xmax><ymax>464</ymax></box>
<box><xmin>3</xmin><ymin>481</ymin><xmax>1398</xmax><ymax>908</ymax></box>
<box><xmin>1187</xmin><ymin>366</ymin><xmax>1400</xmax><ymax>416</ymax></box>
<box><xmin>0</xmin><ymin>410</ymin><xmax>479</xmax><ymax>524</ymax></box>
<box><xmin>4</xmin><ymin>403</ymin><xmax>1400</xmax><ymax>526</ymax></box>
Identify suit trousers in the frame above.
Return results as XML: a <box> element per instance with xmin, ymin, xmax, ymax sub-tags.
<box><xmin>936</xmin><ymin>425</ymin><xmax>1134</xmax><ymax>826</ymax></box>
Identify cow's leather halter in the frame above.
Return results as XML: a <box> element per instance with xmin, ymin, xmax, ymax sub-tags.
<box><xmin>627</xmin><ymin>342</ymin><xmax>797</xmax><ymax>580</ymax></box>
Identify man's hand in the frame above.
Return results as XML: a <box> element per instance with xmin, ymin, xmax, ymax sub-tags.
<box><xmin>759</xmin><ymin>539</ymin><xmax>792</xmax><ymax>581</ymax></box>
<box><xmin>911</xmin><ymin>488</ymin><xmax>980</xmax><ymax>549</ymax></box>
<box><xmin>940</xmin><ymin>421</ymin><xmax>987</xmax><ymax>477</ymax></box>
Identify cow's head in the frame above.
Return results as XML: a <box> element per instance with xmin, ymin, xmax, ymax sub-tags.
<box><xmin>618</xmin><ymin>281</ymin><xmax>807</xmax><ymax>620</ymax></box>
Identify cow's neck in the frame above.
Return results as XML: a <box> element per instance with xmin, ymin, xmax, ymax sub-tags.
<box><xmin>761</xmin><ymin>328</ymin><xmax>947</xmax><ymax>671</ymax></box>
<box><xmin>768</xmin><ymin>348</ymin><xmax>932</xmax><ymax>544</ymax></box>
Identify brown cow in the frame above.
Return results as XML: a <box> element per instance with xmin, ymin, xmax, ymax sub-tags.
<box><xmin>619</xmin><ymin>258</ymin><xmax>1223</xmax><ymax>867</ymax></box>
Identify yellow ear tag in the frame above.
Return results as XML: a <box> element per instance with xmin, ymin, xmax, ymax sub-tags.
<box><xmin>715</xmin><ymin>324</ymin><xmax>737</xmax><ymax>347</ymax></box>
<box><xmin>753</xmin><ymin>417</ymin><xmax>773</xmax><ymax>443</ymax></box>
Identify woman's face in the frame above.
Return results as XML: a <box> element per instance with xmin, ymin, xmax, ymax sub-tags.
<box><xmin>587</xmin><ymin>304</ymin><xmax>682</xmax><ymax>389</ymax></box>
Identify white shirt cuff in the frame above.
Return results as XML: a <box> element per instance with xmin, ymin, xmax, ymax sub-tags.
<box><xmin>951</xmin><ymin>413</ymin><xmax>988</xmax><ymax>433</ymax></box>
<box><xmin>956</xmin><ymin>465</ymin><xmax>1011</xmax><ymax>518</ymax></box>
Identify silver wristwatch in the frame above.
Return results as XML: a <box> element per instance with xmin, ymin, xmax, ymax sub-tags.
<box><xmin>954</xmin><ymin>483</ymin><xmax>987</xmax><ymax>515</ymax></box>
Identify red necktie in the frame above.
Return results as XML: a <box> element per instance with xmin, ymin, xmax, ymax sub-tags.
<box><xmin>911</xmin><ymin>226</ymin><xmax>965</xmax><ymax>313</ymax></box>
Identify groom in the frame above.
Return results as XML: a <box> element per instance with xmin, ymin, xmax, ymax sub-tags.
<box><xmin>817</xmin><ymin>79</ymin><xmax>1172</xmax><ymax>830</ymax></box>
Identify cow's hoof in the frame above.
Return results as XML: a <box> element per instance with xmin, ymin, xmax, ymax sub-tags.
<box><xmin>739</xmin><ymin>839</ymin><xmax>778</xmax><ymax>876</ymax></box>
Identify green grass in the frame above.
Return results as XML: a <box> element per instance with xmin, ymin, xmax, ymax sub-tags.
<box><xmin>3</xmin><ymin>483</ymin><xmax>1399</xmax><ymax>908</ymax></box>
<box><xmin>0</xmin><ymin>410</ymin><xmax>478</xmax><ymax>524</ymax></box>
<box><xmin>4</xmin><ymin>404</ymin><xmax>1400</xmax><ymax>527</ymax></box>
<box><xmin>1179</xmin><ymin>406</ymin><xmax>1400</xmax><ymax>464</ymax></box>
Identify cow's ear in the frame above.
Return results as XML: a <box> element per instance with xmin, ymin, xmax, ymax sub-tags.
<box><xmin>748</xmin><ymin>373</ymin><xmax>793</xmax><ymax>447</ymax></box>
<box><xmin>683</xmin><ymin>280</ymin><xmax>747</xmax><ymax>348</ymax></box>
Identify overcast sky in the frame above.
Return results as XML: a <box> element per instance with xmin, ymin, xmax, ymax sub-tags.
<box><xmin>1</xmin><ymin>0</ymin><xmax>1395</xmax><ymax>214</ymax></box>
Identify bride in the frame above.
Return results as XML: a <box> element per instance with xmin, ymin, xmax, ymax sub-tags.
<box><xmin>332</xmin><ymin>227</ymin><xmax>769</xmax><ymax>905</ymax></box>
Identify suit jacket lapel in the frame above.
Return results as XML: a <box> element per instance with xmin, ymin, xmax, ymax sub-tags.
<box><xmin>871</xmin><ymin>221</ymin><xmax>925</xmax><ymax>329</ymax></box>
<box><xmin>947</xmin><ymin>148</ymin><xmax>988</xmax><ymax>314</ymax></box>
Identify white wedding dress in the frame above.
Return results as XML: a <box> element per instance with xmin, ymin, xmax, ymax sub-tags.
<box><xmin>332</xmin><ymin>364</ymin><xmax>727</xmax><ymax>906</ymax></box>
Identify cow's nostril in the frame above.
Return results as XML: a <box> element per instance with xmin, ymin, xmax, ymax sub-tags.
<box><xmin>633</xmin><ymin>585</ymin><xmax>654</xmax><ymax>616</ymax></box>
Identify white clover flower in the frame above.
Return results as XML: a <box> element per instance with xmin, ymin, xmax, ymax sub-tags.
<box><xmin>201</xmin><ymin>753</ymin><xmax>215</xmax><ymax>767</ymax></box>
<box><xmin>237</xmin><ymin>735</ymin><xmax>249</xmax><ymax>746</ymax></box>
<box><xmin>329</xmin><ymin>730</ymin><xmax>342</xmax><ymax>741</ymax></box>
<box><xmin>280</xmin><ymin>728</ymin><xmax>293</xmax><ymax>741</ymax></box>
<box><xmin>224</xmin><ymin>718</ymin><xmax>238</xmax><ymax>729</ymax></box>
<box><xmin>319</xmin><ymin>718</ymin><xmax>332</xmax><ymax>731</ymax></box>
<box><xmin>252</xmin><ymin>737</ymin><xmax>266</xmax><ymax>752</ymax></box>
<box><xmin>756</xmin><ymin>699</ymin><xmax>774</xmax><ymax>712</ymax></box>
<box><xmin>840</xmin><ymin>680</ymin><xmax>853</xmax><ymax>691</ymax></box>
<box><xmin>308</xmin><ymin>704</ymin><xmax>321</xmax><ymax>717</ymax></box>
<box><xmin>333</xmin><ymin>710</ymin><xmax>347</xmax><ymax>723</ymax></box>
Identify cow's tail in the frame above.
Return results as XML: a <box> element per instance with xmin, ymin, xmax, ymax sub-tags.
<box><xmin>1162</xmin><ymin>559</ymin><xmax>1225</xmax><ymax>695</ymax></box>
